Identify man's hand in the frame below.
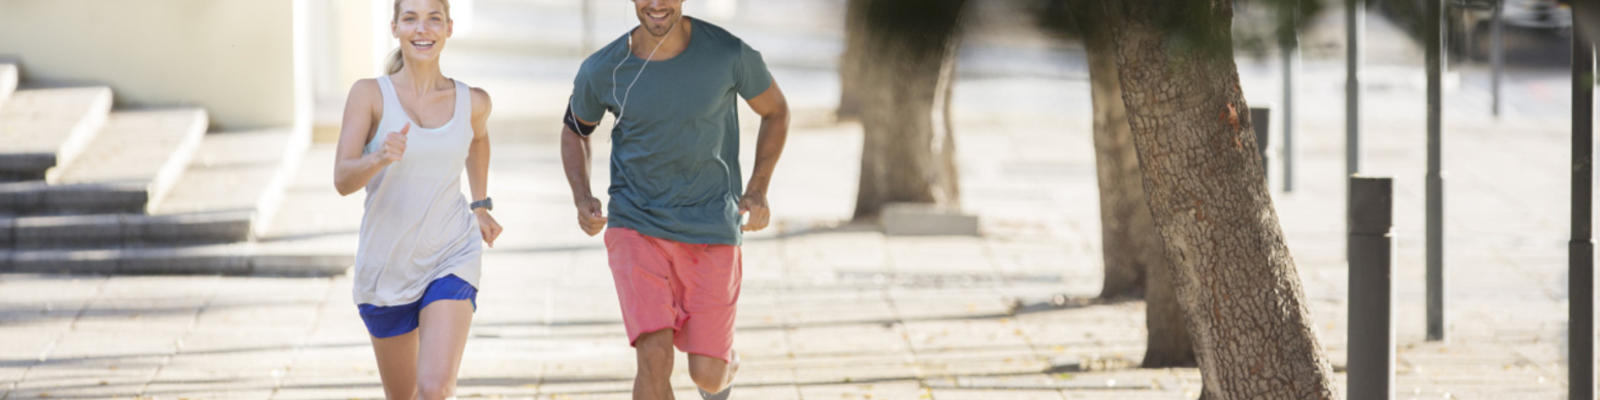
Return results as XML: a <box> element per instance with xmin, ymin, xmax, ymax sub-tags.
<box><xmin>738</xmin><ymin>192</ymin><xmax>770</xmax><ymax>232</ymax></box>
<box><xmin>576</xmin><ymin>195</ymin><xmax>607</xmax><ymax>236</ymax></box>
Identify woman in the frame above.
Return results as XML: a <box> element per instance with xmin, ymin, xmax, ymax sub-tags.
<box><xmin>333</xmin><ymin>0</ymin><xmax>502</xmax><ymax>398</ymax></box>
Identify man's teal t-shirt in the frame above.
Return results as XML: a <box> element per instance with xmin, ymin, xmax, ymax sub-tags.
<box><xmin>569</xmin><ymin>17</ymin><xmax>773</xmax><ymax>246</ymax></box>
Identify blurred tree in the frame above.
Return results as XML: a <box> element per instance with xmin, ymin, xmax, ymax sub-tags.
<box><xmin>836</xmin><ymin>0</ymin><xmax>866</xmax><ymax>121</ymax></box>
<box><xmin>1037</xmin><ymin>0</ymin><xmax>1197</xmax><ymax>368</ymax></box>
<box><xmin>1093</xmin><ymin>0</ymin><xmax>1337</xmax><ymax>397</ymax></box>
<box><xmin>844</xmin><ymin>0</ymin><xmax>967</xmax><ymax>219</ymax></box>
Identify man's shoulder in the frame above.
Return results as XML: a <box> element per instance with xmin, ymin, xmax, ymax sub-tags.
<box><xmin>689</xmin><ymin>17</ymin><xmax>751</xmax><ymax>53</ymax></box>
<box><xmin>576</xmin><ymin>34</ymin><xmax>631</xmax><ymax>77</ymax></box>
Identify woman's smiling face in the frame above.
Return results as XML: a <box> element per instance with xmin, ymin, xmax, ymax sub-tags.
<box><xmin>393</xmin><ymin>0</ymin><xmax>452</xmax><ymax>65</ymax></box>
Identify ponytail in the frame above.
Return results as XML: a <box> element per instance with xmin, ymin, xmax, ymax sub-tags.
<box><xmin>387</xmin><ymin>48</ymin><xmax>404</xmax><ymax>75</ymax></box>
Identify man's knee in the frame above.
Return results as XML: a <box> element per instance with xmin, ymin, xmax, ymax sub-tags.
<box><xmin>635</xmin><ymin>329</ymin><xmax>676</xmax><ymax>374</ymax></box>
<box><xmin>688</xmin><ymin>357</ymin><xmax>728</xmax><ymax>393</ymax></box>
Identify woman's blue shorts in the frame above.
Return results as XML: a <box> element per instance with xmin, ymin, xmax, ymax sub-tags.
<box><xmin>357</xmin><ymin>274</ymin><xmax>477</xmax><ymax>338</ymax></box>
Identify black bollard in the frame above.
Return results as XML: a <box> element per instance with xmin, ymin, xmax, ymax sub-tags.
<box><xmin>1572</xmin><ymin>9</ymin><xmax>1595</xmax><ymax>398</ymax></box>
<box><xmin>1348</xmin><ymin>176</ymin><xmax>1394</xmax><ymax>400</ymax></box>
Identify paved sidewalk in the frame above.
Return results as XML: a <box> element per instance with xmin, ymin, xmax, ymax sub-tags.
<box><xmin>0</xmin><ymin>98</ymin><xmax>1581</xmax><ymax>398</ymax></box>
<box><xmin>0</xmin><ymin>2</ymin><xmax>1586</xmax><ymax>399</ymax></box>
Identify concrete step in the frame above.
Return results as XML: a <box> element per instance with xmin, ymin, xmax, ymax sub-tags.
<box><xmin>53</xmin><ymin>109</ymin><xmax>209</xmax><ymax>211</ymax></box>
<box><xmin>0</xmin><ymin>87</ymin><xmax>112</xmax><ymax>181</ymax></box>
<box><xmin>1</xmin><ymin>210</ymin><xmax>251</xmax><ymax>249</ymax></box>
<box><xmin>157</xmin><ymin>127</ymin><xmax>309</xmax><ymax>238</ymax></box>
<box><xmin>0</xmin><ymin>180</ymin><xmax>147</xmax><ymax>215</ymax></box>
<box><xmin>0</xmin><ymin>238</ymin><xmax>351</xmax><ymax>276</ymax></box>
<box><xmin>0</xmin><ymin>127</ymin><xmax>312</xmax><ymax>261</ymax></box>
<box><xmin>0</xmin><ymin>64</ymin><xmax>16</xmax><ymax>109</ymax></box>
<box><xmin>0</xmin><ymin>109</ymin><xmax>210</xmax><ymax>216</ymax></box>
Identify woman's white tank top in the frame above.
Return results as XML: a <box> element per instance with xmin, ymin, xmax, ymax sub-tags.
<box><xmin>352</xmin><ymin>75</ymin><xmax>482</xmax><ymax>307</ymax></box>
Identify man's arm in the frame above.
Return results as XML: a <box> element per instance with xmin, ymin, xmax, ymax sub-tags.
<box><xmin>739</xmin><ymin>81</ymin><xmax>790</xmax><ymax>232</ymax></box>
<box><xmin>560</xmin><ymin>112</ymin><xmax>608</xmax><ymax>236</ymax></box>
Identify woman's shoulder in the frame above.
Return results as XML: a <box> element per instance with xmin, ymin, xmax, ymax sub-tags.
<box><xmin>348</xmin><ymin>78</ymin><xmax>383</xmax><ymax>97</ymax></box>
<box><xmin>468</xmin><ymin>85</ymin><xmax>492</xmax><ymax>117</ymax></box>
<box><xmin>345</xmin><ymin>78</ymin><xmax>384</xmax><ymax>113</ymax></box>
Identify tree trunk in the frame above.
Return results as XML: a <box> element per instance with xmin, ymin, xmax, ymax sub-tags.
<box><xmin>837</xmin><ymin>0</ymin><xmax>867</xmax><ymax>121</ymax></box>
<box><xmin>1140</xmin><ymin>239</ymin><xmax>1196</xmax><ymax>367</ymax></box>
<box><xmin>1084</xmin><ymin>10</ymin><xmax>1150</xmax><ymax>301</ymax></box>
<box><xmin>851</xmin><ymin>0</ymin><xmax>966</xmax><ymax>220</ymax></box>
<box><xmin>1106</xmin><ymin>1</ymin><xmax>1336</xmax><ymax>398</ymax></box>
<box><xmin>1078</xmin><ymin>5</ymin><xmax>1195</xmax><ymax>368</ymax></box>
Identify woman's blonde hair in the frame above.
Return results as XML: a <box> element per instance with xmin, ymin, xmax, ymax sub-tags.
<box><xmin>387</xmin><ymin>0</ymin><xmax>452</xmax><ymax>75</ymax></box>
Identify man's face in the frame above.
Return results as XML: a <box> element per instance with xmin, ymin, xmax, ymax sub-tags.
<box><xmin>633</xmin><ymin>0</ymin><xmax>685</xmax><ymax>37</ymax></box>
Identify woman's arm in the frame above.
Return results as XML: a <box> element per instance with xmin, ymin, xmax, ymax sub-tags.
<box><xmin>467</xmin><ymin>87</ymin><xmax>502</xmax><ymax>246</ymax></box>
<box><xmin>333</xmin><ymin>79</ymin><xmax>404</xmax><ymax>196</ymax></box>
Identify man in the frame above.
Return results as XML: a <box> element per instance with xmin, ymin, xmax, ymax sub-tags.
<box><xmin>558</xmin><ymin>0</ymin><xmax>789</xmax><ymax>399</ymax></box>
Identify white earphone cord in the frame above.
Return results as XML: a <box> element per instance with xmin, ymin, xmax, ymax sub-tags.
<box><xmin>610</xmin><ymin>18</ymin><xmax>677</xmax><ymax>125</ymax></box>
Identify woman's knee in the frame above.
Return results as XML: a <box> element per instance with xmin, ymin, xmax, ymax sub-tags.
<box><xmin>416</xmin><ymin>375</ymin><xmax>454</xmax><ymax>400</ymax></box>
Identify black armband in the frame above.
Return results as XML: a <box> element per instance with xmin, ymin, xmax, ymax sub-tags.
<box><xmin>565</xmin><ymin>105</ymin><xmax>597</xmax><ymax>136</ymax></box>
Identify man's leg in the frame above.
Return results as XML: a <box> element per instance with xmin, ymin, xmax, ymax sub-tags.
<box><xmin>634</xmin><ymin>328</ymin><xmax>677</xmax><ymax>400</ymax></box>
<box><xmin>676</xmin><ymin>244</ymin><xmax>742</xmax><ymax>397</ymax></box>
<box><xmin>607</xmin><ymin>228</ymin><xmax>689</xmax><ymax>400</ymax></box>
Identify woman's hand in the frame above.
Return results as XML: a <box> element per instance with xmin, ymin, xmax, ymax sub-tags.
<box><xmin>373</xmin><ymin>123</ymin><xmax>410</xmax><ymax>166</ymax></box>
<box><xmin>475</xmin><ymin>209</ymin><xmax>502</xmax><ymax>247</ymax></box>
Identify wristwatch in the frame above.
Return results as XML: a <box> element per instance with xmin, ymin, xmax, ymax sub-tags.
<box><xmin>470</xmin><ymin>197</ymin><xmax>493</xmax><ymax>211</ymax></box>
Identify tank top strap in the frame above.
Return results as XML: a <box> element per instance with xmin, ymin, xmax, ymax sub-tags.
<box><xmin>376</xmin><ymin>75</ymin><xmax>404</xmax><ymax>113</ymax></box>
<box><xmin>379</xmin><ymin>75</ymin><xmax>403</xmax><ymax>103</ymax></box>
<box><xmin>452</xmin><ymin>79</ymin><xmax>471</xmax><ymax>126</ymax></box>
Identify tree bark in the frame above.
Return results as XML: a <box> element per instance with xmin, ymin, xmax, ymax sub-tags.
<box><xmin>1084</xmin><ymin>9</ymin><xmax>1151</xmax><ymax>301</ymax></box>
<box><xmin>1078</xmin><ymin>5</ymin><xmax>1195</xmax><ymax>368</ymax></box>
<box><xmin>1106</xmin><ymin>1</ymin><xmax>1336</xmax><ymax>398</ymax></box>
<box><xmin>837</xmin><ymin>0</ymin><xmax>868</xmax><ymax>121</ymax></box>
<box><xmin>850</xmin><ymin>0</ymin><xmax>966</xmax><ymax>220</ymax></box>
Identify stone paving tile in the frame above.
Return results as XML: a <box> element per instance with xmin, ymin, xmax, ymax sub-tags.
<box><xmin>933</xmin><ymin>388</ymin><xmax>1066</xmax><ymax>400</ymax></box>
<box><xmin>271</xmin><ymin>369</ymin><xmax>386</xmax><ymax>400</ymax></box>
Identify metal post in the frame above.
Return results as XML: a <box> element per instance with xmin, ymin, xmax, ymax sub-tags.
<box><xmin>1253</xmin><ymin>107</ymin><xmax>1272</xmax><ymax>186</ymax></box>
<box><xmin>1349</xmin><ymin>176</ymin><xmax>1394</xmax><ymax>400</ymax></box>
<box><xmin>581</xmin><ymin>0</ymin><xmax>595</xmax><ymax>53</ymax></box>
<box><xmin>1491</xmin><ymin>0</ymin><xmax>1505</xmax><ymax>117</ymax></box>
<box><xmin>1345</xmin><ymin>0</ymin><xmax>1364</xmax><ymax>257</ymax></box>
<box><xmin>1424</xmin><ymin>0</ymin><xmax>1447</xmax><ymax>342</ymax></box>
<box><xmin>1280</xmin><ymin>0</ymin><xmax>1299</xmax><ymax>193</ymax></box>
<box><xmin>1346</xmin><ymin>0</ymin><xmax>1362</xmax><ymax>177</ymax></box>
<box><xmin>1572</xmin><ymin>10</ymin><xmax>1596</xmax><ymax>399</ymax></box>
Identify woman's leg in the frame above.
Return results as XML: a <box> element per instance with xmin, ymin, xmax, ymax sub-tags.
<box><xmin>416</xmin><ymin>299</ymin><xmax>474</xmax><ymax>400</ymax></box>
<box><xmin>371</xmin><ymin>330</ymin><xmax>420</xmax><ymax>400</ymax></box>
